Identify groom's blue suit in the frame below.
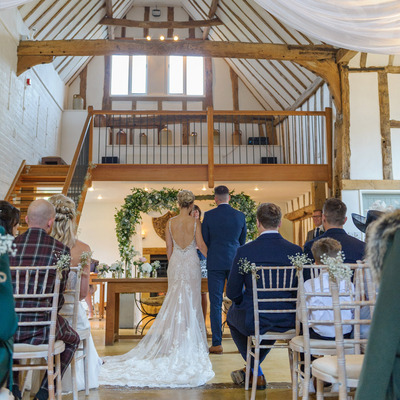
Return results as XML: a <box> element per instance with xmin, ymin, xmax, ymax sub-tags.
<box><xmin>226</xmin><ymin>232</ymin><xmax>301</xmax><ymax>370</ymax></box>
<box><xmin>202</xmin><ymin>204</ymin><xmax>247</xmax><ymax>347</ymax></box>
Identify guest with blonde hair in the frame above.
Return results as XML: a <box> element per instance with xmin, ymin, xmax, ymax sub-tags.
<box><xmin>48</xmin><ymin>194</ymin><xmax>102</xmax><ymax>393</ymax></box>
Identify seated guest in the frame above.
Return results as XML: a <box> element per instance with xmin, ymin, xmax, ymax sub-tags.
<box><xmin>306</xmin><ymin>238</ymin><xmax>354</xmax><ymax>340</ymax></box>
<box><xmin>48</xmin><ymin>194</ymin><xmax>102</xmax><ymax>393</ymax></box>
<box><xmin>304</xmin><ymin>198</ymin><xmax>365</xmax><ymax>278</ymax></box>
<box><xmin>226</xmin><ymin>203</ymin><xmax>301</xmax><ymax>390</ymax></box>
<box><xmin>9</xmin><ymin>199</ymin><xmax>79</xmax><ymax>400</ymax></box>
<box><xmin>0</xmin><ymin>201</ymin><xmax>20</xmax><ymax>236</ymax></box>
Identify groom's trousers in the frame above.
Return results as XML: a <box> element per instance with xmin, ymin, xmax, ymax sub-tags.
<box><xmin>208</xmin><ymin>269</ymin><xmax>230</xmax><ymax>346</ymax></box>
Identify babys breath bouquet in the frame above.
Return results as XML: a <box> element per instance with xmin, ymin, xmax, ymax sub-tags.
<box><xmin>320</xmin><ymin>251</ymin><xmax>353</xmax><ymax>283</ymax></box>
<box><xmin>55</xmin><ymin>252</ymin><xmax>71</xmax><ymax>275</ymax></box>
<box><xmin>0</xmin><ymin>234</ymin><xmax>16</xmax><ymax>257</ymax></box>
<box><xmin>238</xmin><ymin>257</ymin><xmax>258</xmax><ymax>275</ymax></box>
<box><xmin>110</xmin><ymin>260</ymin><xmax>124</xmax><ymax>277</ymax></box>
<box><xmin>288</xmin><ymin>253</ymin><xmax>312</xmax><ymax>274</ymax></box>
<box><xmin>80</xmin><ymin>251</ymin><xmax>93</xmax><ymax>268</ymax></box>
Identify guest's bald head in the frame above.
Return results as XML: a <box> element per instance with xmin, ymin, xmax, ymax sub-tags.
<box><xmin>26</xmin><ymin>199</ymin><xmax>55</xmax><ymax>232</ymax></box>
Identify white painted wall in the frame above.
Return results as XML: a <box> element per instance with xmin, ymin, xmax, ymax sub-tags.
<box><xmin>0</xmin><ymin>8</ymin><xmax>65</xmax><ymax>198</ymax></box>
<box><xmin>60</xmin><ymin>111</ymin><xmax>87</xmax><ymax>164</ymax></box>
<box><xmin>349</xmin><ymin>73</ymin><xmax>382</xmax><ymax>180</ymax></box>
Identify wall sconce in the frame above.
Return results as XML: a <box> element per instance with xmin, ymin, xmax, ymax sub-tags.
<box><xmin>146</xmin><ymin>35</ymin><xmax>151</xmax><ymax>41</ymax></box>
<box><xmin>141</xmin><ymin>229</ymin><xmax>146</xmax><ymax>239</ymax></box>
<box><xmin>159</xmin><ymin>35</ymin><xmax>165</xmax><ymax>41</ymax></box>
<box><xmin>173</xmin><ymin>35</ymin><xmax>179</xmax><ymax>41</ymax></box>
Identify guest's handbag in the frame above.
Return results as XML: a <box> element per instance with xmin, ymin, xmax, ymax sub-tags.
<box><xmin>0</xmin><ymin>227</ymin><xmax>18</xmax><ymax>390</ymax></box>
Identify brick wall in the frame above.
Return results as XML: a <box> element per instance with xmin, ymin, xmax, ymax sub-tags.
<box><xmin>0</xmin><ymin>8</ymin><xmax>65</xmax><ymax>198</ymax></box>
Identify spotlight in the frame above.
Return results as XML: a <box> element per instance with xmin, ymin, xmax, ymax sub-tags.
<box><xmin>146</xmin><ymin>35</ymin><xmax>151</xmax><ymax>41</ymax></box>
<box><xmin>159</xmin><ymin>35</ymin><xmax>165</xmax><ymax>41</ymax></box>
<box><xmin>88</xmin><ymin>186</ymin><xmax>94</xmax><ymax>192</ymax></box>
<box><xmin>202</xmin><ymin>185</ymin><xmax>206</xmax><ymax>191</ymax></box>
<box><xmin>97</xmin><ymin>194</ymin><xmax>103</xmax><ymax>200</ymax></box>
<box><xmin>254</xmin><ymin>187</ymin><xmax>259</xmax><ymax>191</ymax></box>
<box><xmin>173</xmin><ymin>35</ymin><xmax>179</xmax><ymax>41</ymax></box>
<box><xmin>144</xmin><ymin>187</ymin><xmax>149</xmax><ymax>192</ymax></box>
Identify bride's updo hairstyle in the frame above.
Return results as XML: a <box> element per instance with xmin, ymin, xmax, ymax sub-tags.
<box><xmin>48</xmin><ymin>194</ymin><xmax>77</xmax><ymax>248</ymax></box>
<box><xmin>177</xmin><ymin>190</ymin><xmax>195</xmax><ymax>209</ymax></box>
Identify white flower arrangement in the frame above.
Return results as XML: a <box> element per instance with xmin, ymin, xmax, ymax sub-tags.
<box><xmin>98</xmin><ymin>263</ymin><xmax>109</xmax><ymax>277</ymax></box>
<box><xmin>238</xmin><ymin>257</ymin><xmax>257</xmax><ymax>275</ymax></box>
<box><xmin>151</xmin><ymin>260</ymin><xmax>161</xmax><ymax>273</ymax></box>
<box><xmin>139</xmin><ymin>262</ymin><xmax>152</xmax><ymax>275</ymax></box>
<box><xmin>110</xmin><ymin>260</ymin><xmax>124</xmax><ymax>273</ymax></box>
<box><xmin>288</xmin><ymin>253</ymin><xmax>312</xmax><ymax>274</ymax></box>
<box><xmin>320</xmin><ymin>251</ymin><xmax>353</xmax><ymax>283</ymax></box>
<box><xmin>80</xmin><ymin>250</ymin><xmax>93</xmax><ymax>268</ymax></box>
<box><xmin>0</xmin><ymin>234</ymin><xmax>16</xmax><ymax>257</ymax></box>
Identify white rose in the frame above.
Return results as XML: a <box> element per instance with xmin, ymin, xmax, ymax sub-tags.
<box><xmin>142</xmin><ymin>263</ymin><xmax>152</xmax><ymax>273</ymax></box>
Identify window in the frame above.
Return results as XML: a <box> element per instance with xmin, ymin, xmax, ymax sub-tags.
<box><xmin>111</xmin><ymin>55</ymin><xmax>147</xmax><ymax>95</ymax></box>
<box><xmin>168</xmin><ymin>56</ymin><xmax>204</xmax><ymax>95</ymax></box>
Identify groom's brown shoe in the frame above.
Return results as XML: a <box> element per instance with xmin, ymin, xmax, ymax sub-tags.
<box><xmin>209</xmin><ymin>345</ymin><xmax>223</xmax><ymax>354</ymax></box>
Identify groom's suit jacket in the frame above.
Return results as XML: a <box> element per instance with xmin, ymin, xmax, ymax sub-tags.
<box><xmin>226</xmin><ymin>232</ymin><xmax>301</xmax><ymax>335</ymax></box>
<box><xmin>202</xmin><ymin>204</ymin><xmax>246</xmax><ymax>271</ymax></box>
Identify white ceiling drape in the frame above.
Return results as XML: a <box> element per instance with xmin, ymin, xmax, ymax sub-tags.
<box><xmin>0</xmin><ymin>0</ymin><xmax>33</xmax><ymax>10</ymax></box>
<box><xmin>254</xmin><ymin>0</ymin><xmax>400</xmax><ymax>54</ymax></box>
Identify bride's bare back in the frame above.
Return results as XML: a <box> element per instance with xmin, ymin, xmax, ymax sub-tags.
<box><xmin>169</xmin><ymin>215</ymin><xmax>196</xmax><ymax>249</ymax></box>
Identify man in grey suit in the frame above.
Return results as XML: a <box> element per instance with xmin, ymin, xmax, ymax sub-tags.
<box><xmin>202</xmin><ymin>185</ymin><xmax>247</xmax><ymax>354</ymax></box>
<box><xmin>305</xmin><ymin>209</ymin><xmax>324</xmax><ymax>243</ymax></box>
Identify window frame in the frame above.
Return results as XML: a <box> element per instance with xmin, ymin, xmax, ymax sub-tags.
<box><xmin>167</xmin><ymin>55</ymin><xmax>205</xmax><ymax>96</ymax></box>
<box><xmin>110</xmin><ymin>55</ymin><xmax>148</xmax><ymax>96</ymax></box>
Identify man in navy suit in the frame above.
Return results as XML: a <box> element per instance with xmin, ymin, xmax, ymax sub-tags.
<box><xmin>226</xmin><ymin>203</ymin><xmax>301</xmax><ymax>389</ymax></box>
<box><xmin>202</xmin><ymin>185</ymin><xmax>247</xmax><ymax>354</ymax></box>
<box><xmin>304</xmin><ymin>198</ymin><xmax>365</xmax><ymax>268</ymax></box>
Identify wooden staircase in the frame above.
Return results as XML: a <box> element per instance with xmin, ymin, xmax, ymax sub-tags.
<box><xmin>5</xmin><ymin>161</ymin><xmax>70</xmax><ymax>233</ymax></box>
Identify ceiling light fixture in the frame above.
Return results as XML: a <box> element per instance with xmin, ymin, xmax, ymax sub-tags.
<box><xmin>146</xmin><ymin>35</ymin><xmax>151</xmax><ymax>41</ymax></box>
<box><xmin>173</xmin><ymin>35</ymin><xmax>179</xmax><ymax>41</ymax></box>
<box><xmin>159</xmin><ymin>35</ymin><xmax>165</xmax><ymax>41</ymax></box>
<box><xmin>88</xmin><ymin>186</ymin><xmax>94</xmax><ymax>192</ymax></box>
<box><xmin>152</xmin><ymin>6</ymin><xmax>161</xmax><ymax>18</ymax></box>
<box><xmin>202</xmin><ymin>185</ymin><xmax>207</xmax><ymax>191</ymax></box>
<box><xmin>144</xmin><ymin>187</ymin><xmax>149</xmax><ymax>192</ymax></box>
<box><xmin>97</xmin><ymin>194</ymin><xmax>103</xmax><ymax>200</ymax></box>
<box><xmin>254</xmin><ymin>187</ymin><xmax>259</xmax><ymax>191</ymax></box>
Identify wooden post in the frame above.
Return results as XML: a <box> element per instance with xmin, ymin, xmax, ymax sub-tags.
<box><xmin>311</xmin><ymin>181</ymin><xmax>326</xmax><ymax>211</ymax></box>
<box><xmin>167</xmin><ymin>7</ymin><xmax>174</xmax><ymax>38</ymax></box>
<box><xmin>143</xmin><ymin>7</ymin><xmax>150</xmax><ymax>38</ymax></box>
<box><xmin>79</xmin><ymin>66</ymin><xmax>87</xmax><ymax>109</ymax></box>
<box><xmin>88</xmin><ymin>106</ymin><xmax>94</xmax><ymax>164</ymax></box>
<box><xmin>204</xmin><ymin>57</ymin><xmax>213</xmax><ymax>109</ymax></box>
<box><xmin>325</xmin><ymin>107</ymin><xmax>333</xmax><ymax>188</ymax></box>
<box><xmin>378</xmin><ymin>71</ymin><xmax>393</xmax><ymax>180</ymax></box>
<box><xmin>102</xmin><ymin>56</ymin><xmax>111</xmax><ymax>110</ymax></box>
<box><xmin>207</xmin><ymin>106</ymin><xmax>214</xmax><ymax>188</ymax></box>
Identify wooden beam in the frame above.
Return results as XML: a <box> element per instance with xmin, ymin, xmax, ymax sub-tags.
<box><xmin>102</xmin><ymin>55</ymin><xmax>111</xmax><ymax>110</ymax></box>
<box><xmin>230</xmin><ymin>67</ymin><xmax>239</xmax><ymax>110</ymax></box>
<box><xmin>79</xmin><ymin>66</ymin><xmax>87</xmax><ymax>109</ymax></box>
<box><xmin>378</xmin><ymin>71</ymin><xmax>393</xmax><ymax>180</ymax></box>
<box><xmin>204</xmin><ymin>57</ymin><xmax>213</xmax><ymax>108</ymax></box>
<box><xmin>360</xmin><ymin>53</ymin><xmax>367</xmax><ymax>68</ymax></box>
<box><xmin>91</xmin><ymin>164</ymin><xmax>329</xmax><ymax>182</ymax></box>
<box><xmin>105</xmin><ymin>0</ymin><xmax>114</xmax><ymax>40</ymax></box>
<box><xmin>18</xmin><ymin>39</ymin><xmax>337</xmax><ymax>60</ymax></box>
<box><xmin>203</xmin><ymin>0</ymin><xmax>219</xmax><ymax>40</ymax></box>
<box><xmin>143</xmin><ymin>6</ymin><xmax>150</xmax><ymax>38</ymax></box>
<box><xmin>167</xmin><ymin>7</ymin><xmax>174</xmax><ymax>39</ymax></box>
<box><xmin>286</xmin><ymin>77</ymin><xmax>324</xmax><ymax>111</ymax></box>
<box><xmin>311</xmin><ymin>182</ymin><xmax>326</xmax><ymax>210</ymax></box>
<box><xmin>341</xmin><ymin>179</ymin><xmax>400</xmax><ymax>190</ymax></box>
<box><xmin>284</xmin><ymin>204</ymin><xmax>314</xmax><ymax>222</ymax></box>
<box><xmin>17</xmin><ymin>55</ymin><xmax>53</xmax><ymax>76</ymax></box>
<box><xmin>336</xmin><ymin>49</ymin><xmax>358</xmax><ymax>64</ymax></box>
<box><xmin>390</xmin><ymin>120</ymin><xmax>400</xmax><ymax>128</ymax></box>
<box><xmin>99</xmin><ymin>16</ymin><xmax>223</xmax><ymax>29</ymax></box>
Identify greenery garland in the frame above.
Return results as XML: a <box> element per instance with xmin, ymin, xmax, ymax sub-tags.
<box><xmin>115</xmin><ymin>187</ymin><xmax>258</xmax><ymax>264</ymax></box>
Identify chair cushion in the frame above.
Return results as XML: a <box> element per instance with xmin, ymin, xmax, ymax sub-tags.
<box><xmin>312</xmin><ymin>355</ymin><xmax>364</xmax><ymax>379</ymax></box>
<box><xmin>290</xmin><ymin>335</ymin><xmax>354</xmax><ymax>350</ymax></box>
<box><xmin>14</xmin><ymin>340</ymin><xmax>65</xmax><ymax>355</ymax></box>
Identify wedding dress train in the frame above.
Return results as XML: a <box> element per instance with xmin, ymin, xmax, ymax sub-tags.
<box><xmin>99</xmin><ymin>221</ymin><xmax>214</xmax><ymax>388</ymax></box>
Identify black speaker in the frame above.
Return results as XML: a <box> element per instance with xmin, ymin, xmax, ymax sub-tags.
<box><xmin>248</xmin><ymin>137</ymin><xmax>268</xmax><ymax>145</ymax></box>
<box><xmin>101</xmin><ymin>156</ymin><xmax>119</xmax><ymax>164</ymax></box>
<box><xmin>261</xmin><ymin>157</ymin><xmax>278</xmax><ymax>164</ymax></box>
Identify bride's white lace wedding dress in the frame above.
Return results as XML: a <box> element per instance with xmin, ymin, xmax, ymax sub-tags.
<box><xmin>99</xmin><ymin>221</ymin><xmax>214</xmax><ymax>388</ymax></box>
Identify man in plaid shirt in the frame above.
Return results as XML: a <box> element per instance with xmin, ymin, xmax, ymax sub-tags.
<box><xmin>9</xmin><ymin>199</ymin><xmax>79</xmax><ymax>400</ymax></box>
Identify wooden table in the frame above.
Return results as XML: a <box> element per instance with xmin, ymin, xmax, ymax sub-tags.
<box><xmin>93</xmin><ymin>278</ymin><xmax>208</xmax><ymax>345</ymax></box>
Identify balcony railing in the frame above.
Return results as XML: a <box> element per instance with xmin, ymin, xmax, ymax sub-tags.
<box><xmin>91</xmin><ymin>108</ymin><xmax>331</xmax><ymax>165</ymax></box>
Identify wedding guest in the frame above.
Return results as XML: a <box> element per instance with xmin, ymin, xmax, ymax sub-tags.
<box><xmin>356</xmin><ymin>209</ymin><xmax>400</xmax><ymax>400</ymax></box>
<box><xmin>9</xmin><ymin>199</ymin><xmax>79</xmax><ymax>400</ymax></box>
<box><xmin>48</xmin><ymin>194</ymin><xmax>102</xmax><ymax>393</ymax></box>
<box><xmin>202</xmin><ymin>185</ymin><xmax>247</xmax><ymax>354</ymax></box>
<box><xmin>227</xmin><ymin>203</ymin><xmax>301</xmax><ymax>390</ymax></box>
<box><xmin>0</xmin><ymin>201</ymin><xmax>20</xmax><ymax>236</ymax></box>
<box><xmin>305</xmin><ymin>209</ymin><xmax>324</xmax><ymax>243</ymax></box>
<box><xmin>0</xmin><ymin>226</ymin><xmax>18</xmax><ymax>399</ymax></box>
<box><xmin>304</xmin><ymin>198</ymin><xmax>365</xmax><ymax>278</ymax></box>
<box><xmin>190</xmin><ymin>205</ymin><xmax>208</xmax><ymax>323</ymax></box>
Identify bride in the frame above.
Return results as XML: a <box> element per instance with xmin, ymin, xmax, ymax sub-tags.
<box><xmin>99</xmin><ymin>190</ymin><xmax>215</xmax><ymax>387</ymax></box>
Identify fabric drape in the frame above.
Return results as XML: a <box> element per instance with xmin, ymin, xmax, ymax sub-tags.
<box><xmin>254</xmin><ymin>0</ymin><xmax>400</xmax><ymax>54</ymax></box>
<box><xmin>0</xmin><ymin>1</ymin><xmax>32</xmax><ymax>10</ymax></box>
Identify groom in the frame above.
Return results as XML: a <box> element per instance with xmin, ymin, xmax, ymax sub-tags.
<box><xmin>202</xmin><ymin>185</ymin><xmax>247</xmax><ymax>354</ymax></box>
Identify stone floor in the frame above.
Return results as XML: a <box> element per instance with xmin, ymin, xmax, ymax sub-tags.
<box><xmin>61</xmin><ymin>319</ymin><xmax>296</xmax><ymax>399</ymax></box>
